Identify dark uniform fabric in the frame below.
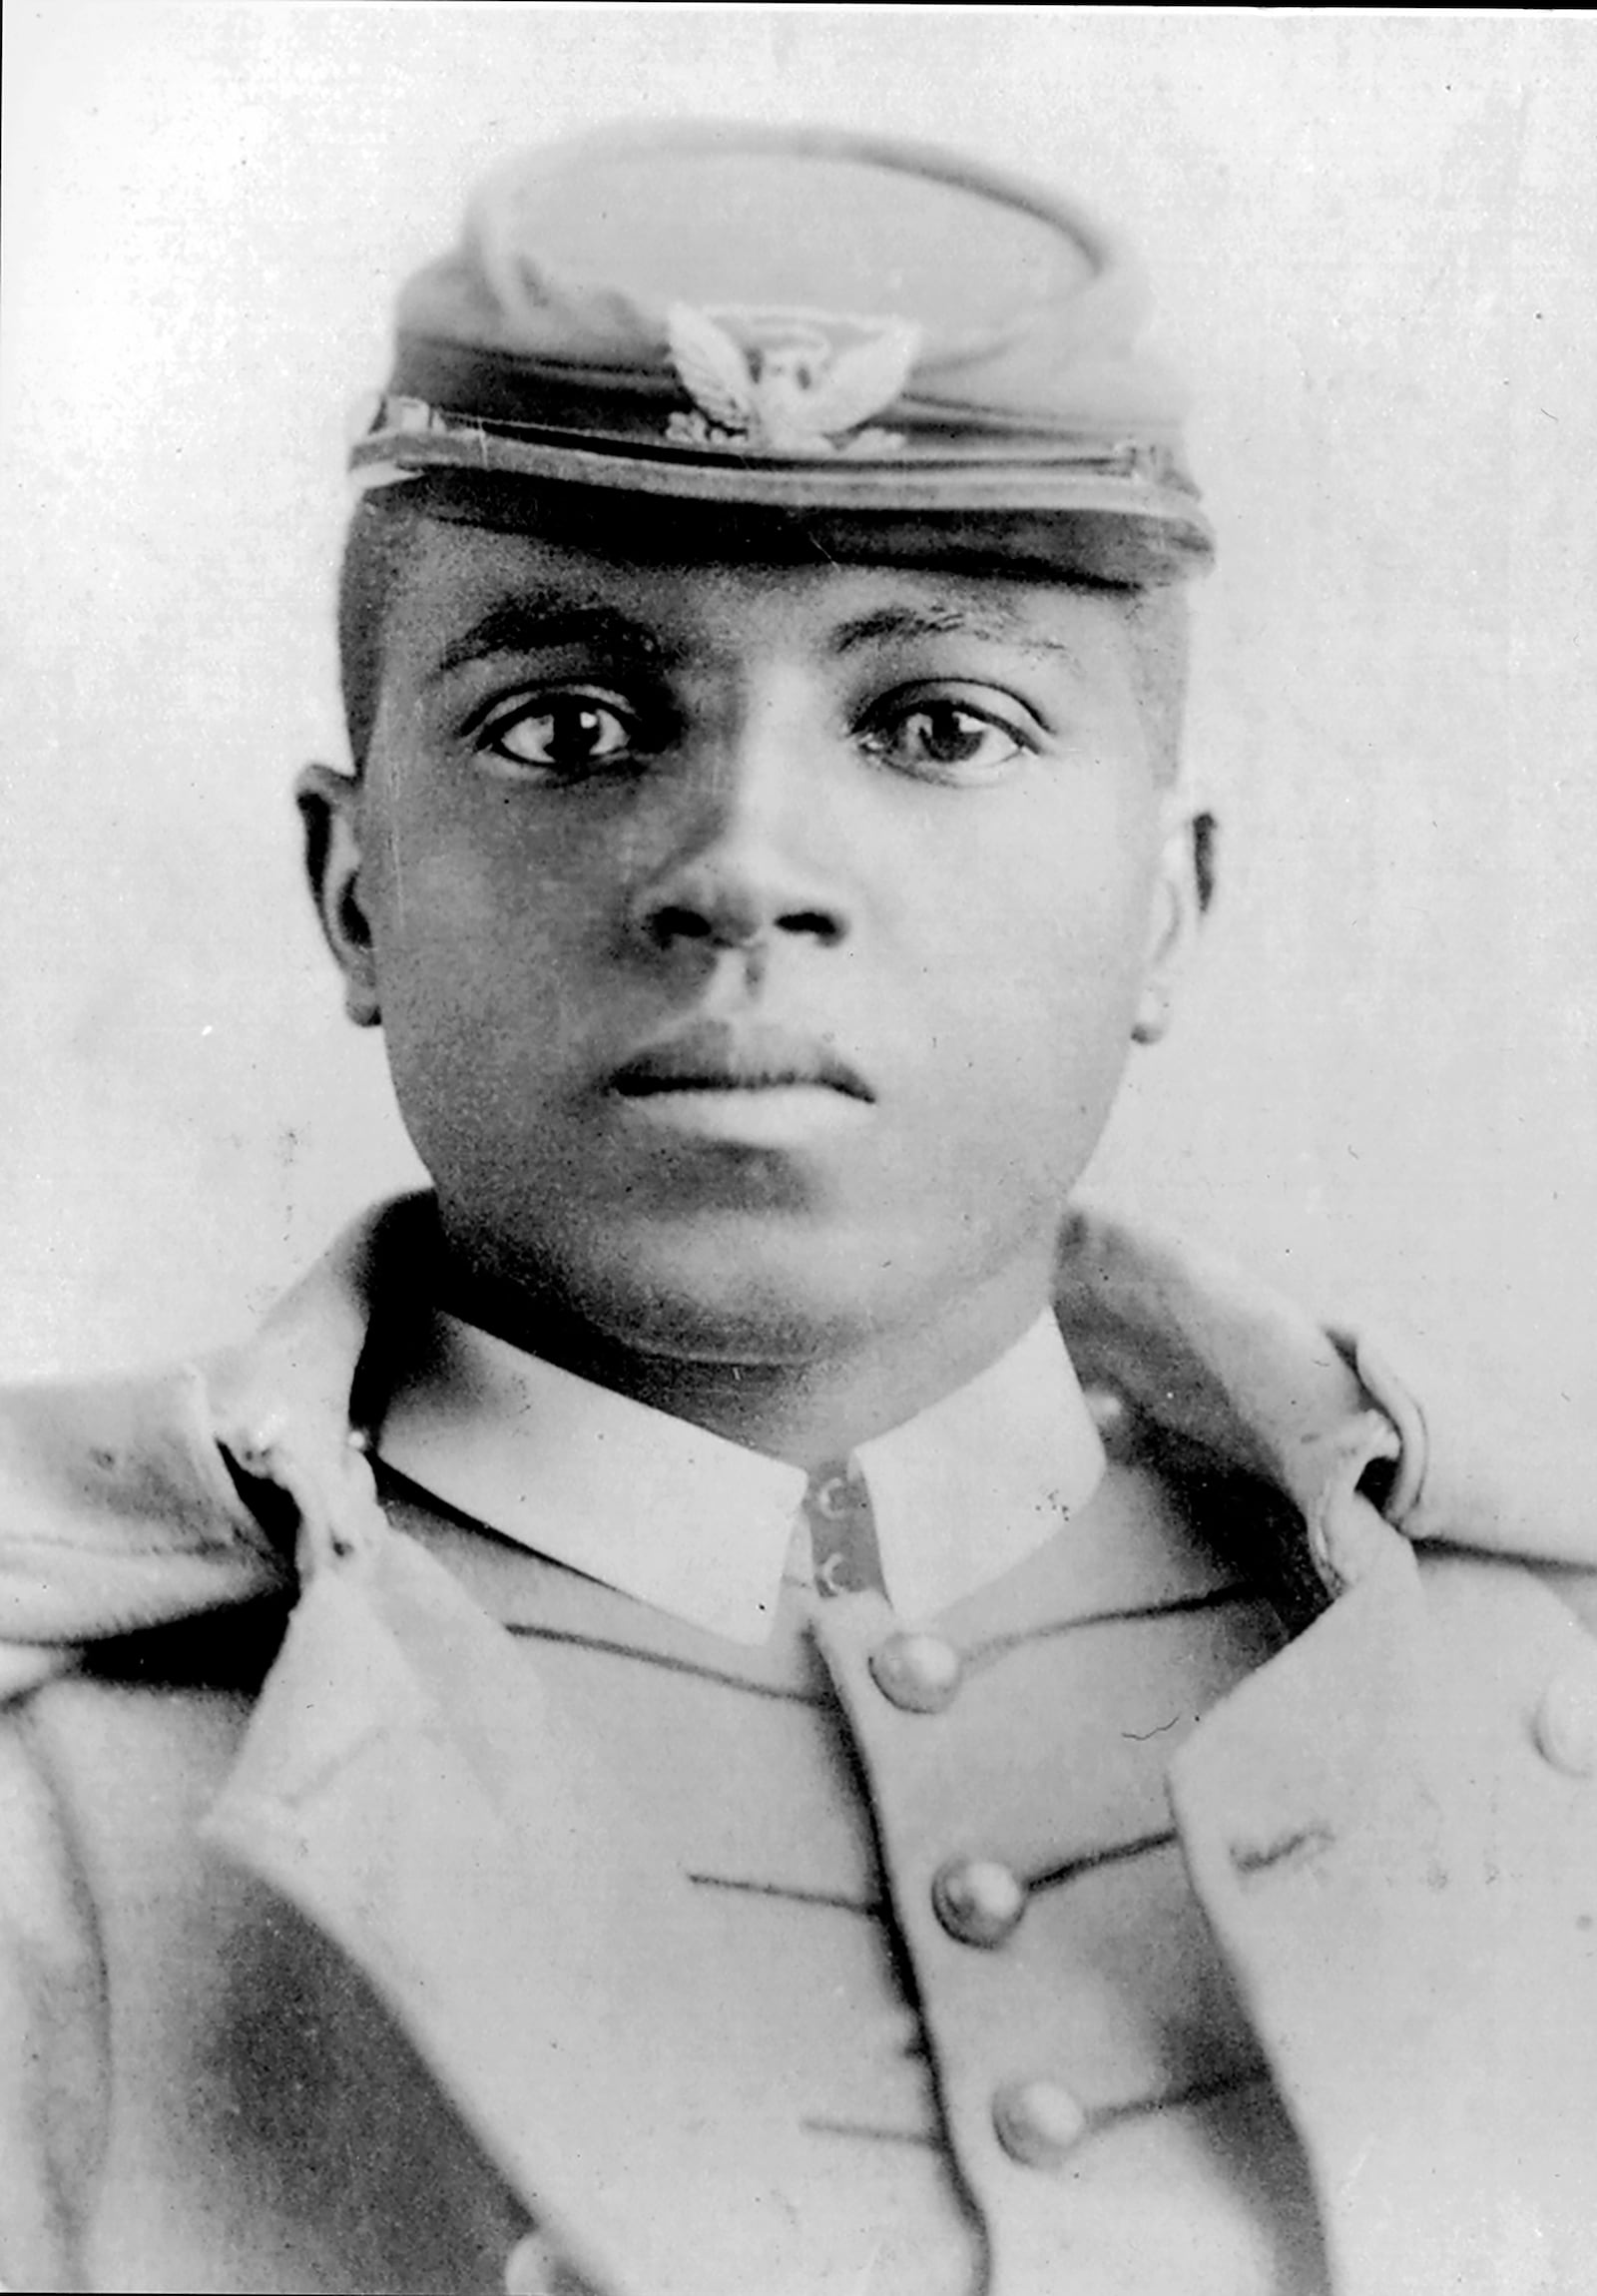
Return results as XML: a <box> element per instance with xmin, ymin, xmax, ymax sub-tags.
<box><xmin>2</xmin><ymin>1196</ymin><xmax>1595</xmax><ymax>2295</ymax></box>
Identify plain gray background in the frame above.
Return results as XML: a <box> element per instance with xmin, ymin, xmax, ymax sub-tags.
<box><xmin>3</xmin><ymin>6</ymin><xmax>1594</xmax><ymax>1507</ymax></box>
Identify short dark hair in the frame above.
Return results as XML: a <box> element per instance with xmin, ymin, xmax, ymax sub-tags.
<box><xmin>337</xmin><ymin>478</ymin><xmax>1191</xmax><ymax>783</ymax></box>
<box><xmin>338</xmin><ymin>491</ymin><xmax>423</xmax><ymax>773</ymax></box>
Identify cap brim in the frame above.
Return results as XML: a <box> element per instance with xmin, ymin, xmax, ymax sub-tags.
<box><xmin>350</xmin><ymin>427</ymin><xmax>1212</xmax><ymax>586</ymax></box>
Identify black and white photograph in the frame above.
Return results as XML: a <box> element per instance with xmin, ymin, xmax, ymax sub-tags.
<box><xmin>2</xmin><ymin>8</ymin><xmax>1595</xmax><ymax>2293</ymax></box>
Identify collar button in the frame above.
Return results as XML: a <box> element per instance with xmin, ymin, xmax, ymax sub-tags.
<box><xmin>815</xmin><ymin>1546</ymin><xmax>871</xmax><ymax>1595</ymax></box>
<box><xmin>811</xmin><ymin>1471</ymin><xmax>854</xmax><ymax>1520</ymax></box>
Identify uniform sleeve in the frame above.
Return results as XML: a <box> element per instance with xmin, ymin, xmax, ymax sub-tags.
<box><xmin>0</xmin><ymin>1696</ymin><xmax>109</xmax><ymax>2295</ymax></box>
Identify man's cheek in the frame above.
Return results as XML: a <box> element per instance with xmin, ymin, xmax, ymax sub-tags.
<box><xmin>375</xmin><ymin>851</ymin><xmax>533</xmax><ymax>989</ymax></box>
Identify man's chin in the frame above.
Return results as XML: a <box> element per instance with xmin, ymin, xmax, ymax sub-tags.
<box><xmin>549</xmin><ymin>1218</ymin><xmax>922</xmax><ymax>1368</ymax></box>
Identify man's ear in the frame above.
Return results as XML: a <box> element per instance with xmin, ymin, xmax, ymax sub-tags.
<box><xmin>294</xmin><ymin>764</ymin><xmax>381</xmax><ymax>1028</ymax></box>
<box><xmin>1132</xmin><ymin>804</ymin><xmax>1214</xmax><ymax>1047</ymax></box>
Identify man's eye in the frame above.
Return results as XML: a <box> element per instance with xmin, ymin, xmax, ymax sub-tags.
<box><xmin>477</xmin><ymin>696</ymin><xmax>636</xmax><ymax>773</ymax></box>
<box><xmin>860</xmin><ymin>699</ymin><xmax>1030</xmax><ymax>784</ymax></box>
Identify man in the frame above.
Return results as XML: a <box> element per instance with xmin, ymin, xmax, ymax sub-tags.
<box><xmin>2</xmin><ymin>119</ymin><xmax>1594</xmax><ymax>2296</ymax></box>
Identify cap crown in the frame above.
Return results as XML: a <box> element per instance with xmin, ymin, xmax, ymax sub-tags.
<box><xmin>351</xmin><ymin>120</ymin><xmax>1211</xmax><ymax>581</ymax></box>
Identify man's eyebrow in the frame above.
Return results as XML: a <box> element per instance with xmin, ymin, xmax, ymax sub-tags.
<box><xmin>828</xmin><ymin>601</ymin><xmax>1089</xmax><ymax>667</ymax></box>
<box><xmin>424</xmin><ymin>597</ymin><xmax>675</xmax><ymax>683</ymax></box>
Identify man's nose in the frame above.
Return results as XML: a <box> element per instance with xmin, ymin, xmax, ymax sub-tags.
<box><xmin>626</xmin><ymin>720</ymin><xmax>853</xmax><ymax>956</ymax></box>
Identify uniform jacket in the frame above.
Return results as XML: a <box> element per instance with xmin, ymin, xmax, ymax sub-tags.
<box><xmin>2</xmin><ymin>1195</ymin><xmax>1595</xmax><ymax>2296</ymax></box>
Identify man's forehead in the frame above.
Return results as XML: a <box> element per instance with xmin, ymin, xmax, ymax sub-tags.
<box><xmin>386</xmin><ymin>510</ymin><xmax>1127</xmax><ymax>670</ymax></box>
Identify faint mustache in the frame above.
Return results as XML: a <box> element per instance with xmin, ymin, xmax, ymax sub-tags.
<box><xmin>609</xmin><ymin>1020</ymin><xmax>874</xmax><ymax>1100</ymax></box>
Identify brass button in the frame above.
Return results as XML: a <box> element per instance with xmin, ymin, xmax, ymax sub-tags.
<box><xmin>868</xmin><ymin>1631</ymin><xmax>963</xmax><ymax>1714</ymax></box>
<box><xmin>812</xmin><ymin>1472</ymin><xmax>853</xmax><ymax>1520</ymax></box>
<box><xmin>1535</xmin><ymin>1659</ymin><xmax>1597</xmax><ymax>1777</ymax></box>
<box><xmin>932</xmin><ymin>1855</ymin><xmax>1027</xmax><ymax>1947</ymax></box>
<box><xmin>992</xmin><ymin>2077</ymin><xmax>1088</xmax><ymax>2168</ymax></box>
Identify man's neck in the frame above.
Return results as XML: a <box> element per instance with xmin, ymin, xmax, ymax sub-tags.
<box><xmin>435</xmin><ymin>1249</ymin><xmax>1054</xmax><ymax>1473</ymax></box>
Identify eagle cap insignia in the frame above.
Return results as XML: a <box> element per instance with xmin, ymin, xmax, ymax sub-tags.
<box><xmin>665</xmin><ymin>302</ymin><xmax>921</xmax><ymax>457</ymax></box>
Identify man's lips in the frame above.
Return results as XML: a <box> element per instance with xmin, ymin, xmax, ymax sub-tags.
<box><xmin>608</xmin><ymin>1020</ymin><xmax>874</xmax><ymax>1102</ymax></box>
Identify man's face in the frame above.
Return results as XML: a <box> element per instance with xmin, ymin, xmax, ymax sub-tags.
<box><xmin>315</xmin><ymin>516</ymin><xmax>1191</xmax><ymax>1365</ymax></box>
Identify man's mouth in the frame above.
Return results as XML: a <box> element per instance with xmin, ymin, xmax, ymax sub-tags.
<box><xmin>609</xmin><ymin>1021</ymin><xmax>873</xmax><ymax>1101</ymax></box>
<box><xmin>607</xmin><ymin>1021</ymin><xmax>874</xmax><ymax>1142</ymax></box>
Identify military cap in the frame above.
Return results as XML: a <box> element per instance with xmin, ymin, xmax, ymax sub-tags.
<box><xmin>350</xmin><ymin>119</ymin><xmax>1211</xmax><ymax>584</ymax></box>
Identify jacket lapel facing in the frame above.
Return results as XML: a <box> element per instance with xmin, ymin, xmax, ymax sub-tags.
<box><xmin>1172</xmin><ymin>1539</ymin><xmax>1597</xmax><ymax>2296</ymax></box>
<box><xmin>203</xmin><ymin>1526</ymin><xmax>798</xmax><ymax>2296</ymax></box>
